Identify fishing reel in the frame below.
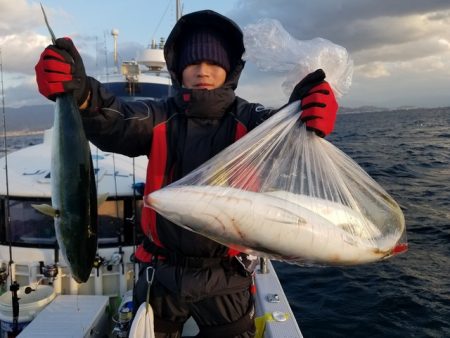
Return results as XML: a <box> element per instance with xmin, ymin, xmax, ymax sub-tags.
<box><xmin>0</xmin><ymin>263</ymin><xmax>9</xmax><ymax>284</ymax></box>
<box><xmin>39</xmin><ymin>262</ymin><xmax>59</xmax><ymax>283</ymax></box>
<box><xmin>108</xmin><ymin>252</ymin><xmax>123</xmax><ymax>268</ymax></box>
<box><xmin>112</xmin><ymin>305</ymin><xmax>133</xmax><ymax>337</ymax></box>
<box><xmin>0</xmin><ymin>263</ymin><xmax>9</xmax><ymax>287</ymax></box>
<box><xmin>93</xmin><ymin>255</ymin><xmax>105</xmax><ymax>277</ymax></box>
<box><xmin>93</xmin><ymin>252</ymin><xmax>124</xmax><ymax>276</ymax></box>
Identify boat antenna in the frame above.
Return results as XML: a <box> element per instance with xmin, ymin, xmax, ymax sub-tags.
<box><xmin>149</xmin><ymin>0</ymin><xmax>182</xmax><ymax>46</ymax></box>
<box><xmin>111</xmin><ymin>29</ymin><xmax>119</xmax><ymax>73</ymax></box>
<box><xmin>0</xmin><ymin>47</ymin><xmax>21</xmax><ymax>336</ymax></box>
<box><xmin>103</xmin><ymin>31</ymin><xmax>110</xmax><ymax>82</ymax></box>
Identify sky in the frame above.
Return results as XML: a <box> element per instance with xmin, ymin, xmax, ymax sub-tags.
<box><xmin>1</xmin><ymin>0</ymin><xmax>450</xmax><ymax>109</ymax></box>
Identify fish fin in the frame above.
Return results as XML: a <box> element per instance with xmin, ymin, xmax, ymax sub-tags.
<box><xmin>97</xmin><ymin>193</ymin><xmax>109</xmax><ymax>206</ymax></box>
<box><xmin>32</xmin><ymin>204</ymin><xmax>57</xmax><ymax>217</ymax></box>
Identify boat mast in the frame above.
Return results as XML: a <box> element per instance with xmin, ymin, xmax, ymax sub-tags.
<box><xmin>111</xmin><ymin>29</ymin><xmax>119</xmax><ymax>72</ymax></box>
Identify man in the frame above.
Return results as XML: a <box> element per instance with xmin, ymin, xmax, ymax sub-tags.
<box><xmin>35</xmin><ymin>10</ymin><xmax>337</xmax><ymax>338</ymax></box>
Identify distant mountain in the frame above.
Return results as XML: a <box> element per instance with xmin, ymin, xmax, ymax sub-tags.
<box><xmin>339</xmin><ymin>105</ymin><xmax>450</xmax><ymax>114</ymax></box>
<box><xmin>339</xmin><ymin>106</ymin><xmax>391</xmax><ymax>114</ymax></box>
<box><xmin>3</xmin><ymin>104</ymin><xmax>53</xmax><ymax>132</ymax></box>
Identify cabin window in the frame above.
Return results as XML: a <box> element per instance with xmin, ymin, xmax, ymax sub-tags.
<box><xmin>98</xmin><ymin>200</ymin><xmax>123</xmax><ymax>244</ymax></box>
<box><xmin>0</xmin><ymin>197</ymin><xmax>143</xmax><ymax>248</ymax></box>
<box><xmin>97</xmin><ymin>199</ymin><xmax>144</xmax><ymax>246</ymax></box>
<box><xmin>0</xmin><ymin>198</ymin><xmax>55</xmax><ymax>246</ymax></box>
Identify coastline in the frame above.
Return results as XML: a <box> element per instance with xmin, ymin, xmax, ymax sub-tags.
<box><xmin>4</xmin><ymin>130</ymin><xmax>46</xmax><ymax>137</ymax></box>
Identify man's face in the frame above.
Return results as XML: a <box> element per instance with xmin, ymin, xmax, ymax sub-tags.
<box><xmin>182</xmin><ymin>61</ymin><xmax>227</xmax><ymax>90</ymax></box>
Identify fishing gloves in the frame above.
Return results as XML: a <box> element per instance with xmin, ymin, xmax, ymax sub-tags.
<box><xmin>289</xmin><ymin>69</ymin><xmax>338</xmax><ymax>137</ymax></box>
<box><xmin>35</xmin><ymin>37</ymin><xmax>89</xmax><ymax>107</ymax></box>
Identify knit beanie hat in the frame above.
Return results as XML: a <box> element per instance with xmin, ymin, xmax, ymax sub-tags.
<box><xmin>178</xmin><ymin>29</ymin><xmax>231</xmax><ymax>74</ymax></box>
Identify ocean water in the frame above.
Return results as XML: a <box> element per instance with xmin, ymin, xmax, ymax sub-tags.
<box><xmin>2</xmin><ymin>133</ymin><xmax>44</xmax><ymax>155</ymax></box>
<box><xmin>3</xmin><ymin>108</ymin><xmax>450</xmax><ymax>337</ymax></box>
<box><xmin>274</xmin><ymin>108</ymin><xmax>450</xmax><ymax>337</ymax></box>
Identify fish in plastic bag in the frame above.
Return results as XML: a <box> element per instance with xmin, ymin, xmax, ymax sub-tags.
<box><xmin>145</xmin><ymin>19</ymin><xmax>406</xmax><ymax>265</ymax></box>
<box><xmin>145</xmin><ymin>101</ymin><xmax>407</xmax><ymax>266</ymax></box>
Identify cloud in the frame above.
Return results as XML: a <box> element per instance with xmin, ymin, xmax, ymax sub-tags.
<box><xmin>0</xmin><ymin>1</ymin><xmax>125</xmax><ymax>107</ymax></box>
<box><xmin>3</xmin><ymin>74</ymin><xmax>46</xmax><ymax>108</ymax></box>
<box><xmin>230</xmin><ymin>1</ymin><xmax>450</xmax><ymax>63</ymax></box>
<box><xmin>2</xmin><ymin>1</ymin><xmax>450</xmax><ymax>108</ymax></box>
<box><xmin>0</xmin><ymin>33</ymin><xmax>50</xmax><ymax>74</ymax></box>
<box><xmin>228</xmin><ymin>1</ymin><xmax>450</xmax><ymax>107</ymax></box>
<box><xmin>0</xmin><ymin>0</ymin><xmax>42</xmax><ymax>34</ymax></box>
<box><xmin>356</xmin><ymin>63</ymin><xmax>390</xmax><ymax>79</ymax></box>
<box><xmin>237</xmin><ymin>63</ymin><xmax>287</xmax><ymax>108</ymax></box>
<box><xmin>0</xmin><ymin>0</ymin><xmax>54</xmax><ymax>75</ymax></box>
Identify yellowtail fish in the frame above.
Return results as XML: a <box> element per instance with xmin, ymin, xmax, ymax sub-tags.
<box><xmin>264</xmin><ymin>190</ymin><xmax>383</xmax><ymax>239</ymax></box>
<box><xmin>33</xmin><ymin>5</ymin><xmax>98</xmax><ymax>283</ymax></box>
<box><xmin>146</xmin><ymin>185</ymin><xmax>406</xmax><ymax>265</ymax></box>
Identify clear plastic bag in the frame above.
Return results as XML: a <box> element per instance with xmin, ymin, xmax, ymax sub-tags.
<box><xmin>145</xmin><ymin>101</ymin><xmax>407</xmax><ymax>265</ymax></box>
<box><xmin>144</xmin><ymin>19</ymin><xmax>406</xmax><ymax>265</ymax></box>
<box><xmin>243</xmin><ymin>18</ymin><xmax>354</xmax><ymax>98</ymax></box>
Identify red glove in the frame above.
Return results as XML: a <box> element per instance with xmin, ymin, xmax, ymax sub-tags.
<box><xmin>35</xmin><ymin>37</ymin><xmax>89</xmax><ymax>106</ymax></box>
<box><xmin>289</xmin><ymin>69</ymin><xmax>338</xmax><ymax>137</ymax></box>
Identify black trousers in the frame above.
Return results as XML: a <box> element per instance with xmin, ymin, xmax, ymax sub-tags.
<box><xmin>133</xmin><ymin>262</ymin><xmax>256</xmax><ymax>338</ymax></box>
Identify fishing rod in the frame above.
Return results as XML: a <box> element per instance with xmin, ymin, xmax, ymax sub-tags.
<box><xmin>0</xmin><ymin>50</ymin><xmax>11</xmax><ymax>269</ymax></box>
<box><xmin>131</xmin><ymin>158</ymin><xmax>138</xmax><ymax>283</ymax></box>
<box><xmin>111</xmin><ymin>154</ymin><xmax>125</xmax><ymax>274</ymax></box>
<box><xmin>0</xmin><ymin>48</ymin><xmax>21</xmax><ymax>335</ymax></box>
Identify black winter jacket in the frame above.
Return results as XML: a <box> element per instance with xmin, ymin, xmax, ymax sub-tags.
<box><xmin>81</xmin><ymin>76</ymin><xmax>275</xmax><ymax>258</ymax></box>
<box><xmin>80</xmin><ymin>10</ymin><xmax>279</xmax><ymax>260</ymax></box>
